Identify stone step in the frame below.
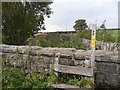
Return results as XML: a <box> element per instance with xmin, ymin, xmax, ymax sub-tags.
<box><xmin>50</xmin><ymin>83</ymin><xmax>80</xmax><ymax>89</ymax></box>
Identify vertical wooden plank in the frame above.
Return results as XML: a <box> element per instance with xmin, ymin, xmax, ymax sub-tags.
<box><xmin>54</xmin><ymin>53</ymin><xmax>60</xmax><ymax>76</ymax></box>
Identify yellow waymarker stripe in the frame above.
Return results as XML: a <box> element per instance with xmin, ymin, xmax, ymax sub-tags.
<box><xmin>91</xmin><ymin>40</ymin><xmax>96</xmax><ymax>44</ymax></box>
<box><xmin>92</xmin><ymin>36</ymin><xmax>96</xmax><ymax>39</ymax></box>
<box><xmin>91</xmin><ymin>44</ymin><xmax>95</xmax><ymax>48</ymax></box>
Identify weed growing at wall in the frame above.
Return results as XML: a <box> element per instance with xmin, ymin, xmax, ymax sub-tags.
<box><xmin>2</xmin><ymin>55</ymin><xmax>56</xmax><ymax>89</ymax></box>
<box><xmin>2</xmin><ymin>67</ymin><xmax>56</xmax><ymax>89</ymax></box>
<box><xmin>57</xmin><ymin>73</ymin><xmax>94</xmax><ymax>88</ymax></box>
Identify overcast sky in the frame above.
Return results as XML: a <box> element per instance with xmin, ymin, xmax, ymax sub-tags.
<box><xmin>45</xmin><ymin>0</ymin><xmax>119</xmax><ymax>31</ymax></box>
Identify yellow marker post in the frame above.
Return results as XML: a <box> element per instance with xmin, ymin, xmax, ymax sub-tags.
<box><xmin>90</xmin><ymin>24</ymin><xmax>97</xmax><ymax>67</ymax></box>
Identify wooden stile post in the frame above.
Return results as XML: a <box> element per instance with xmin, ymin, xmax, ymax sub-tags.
<box><xmin>54</xmin><ymin>53</ymin><xmax>60</xmax><ymax>76</ymax></box>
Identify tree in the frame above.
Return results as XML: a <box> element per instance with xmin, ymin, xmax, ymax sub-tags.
<box><xmin>73</xmin><ymin>19</ymin><xmax>88</xmax><ymax>32</ymax></box>
<box><xmin>100</xmin><ymin>20</ymin><xmax>106</xmax><ymax>30</ymax></box>
<box><xmin>2</xmin><ymin>2</ymin><xmax>53</xmax><ymax>45</ymax></box>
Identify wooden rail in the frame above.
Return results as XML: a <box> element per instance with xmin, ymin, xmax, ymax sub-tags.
<box><xmin>54</xmin><ymin>64</ymin><xmax>93</xmax><ymax>77</ymax></box>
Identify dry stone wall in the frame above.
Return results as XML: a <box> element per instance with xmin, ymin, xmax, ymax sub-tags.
<box><xmin>0</xmin><ymin>44</ymin><xmax>110</xmax><ymax>72</ymax></box>
<box><xmin>0</xmin><ymin>44</ymin><xmax>120</xmax><ymax>88</ymax></box>
<box><xmin>79</xmin><ymin>38</ymin><xmax>120</xmax><ymax>51</ymax></box>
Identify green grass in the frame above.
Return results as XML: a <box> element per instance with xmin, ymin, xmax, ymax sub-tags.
<box><xmin>2</xmin><ymin>67</ymin><xmax>55</xmax><ymax>89</ymax></box>
<box><xmin>96</xmin><ymin>30</ymin><xmax>119</xmax><ymax>42</ymax></box>
<box><xmin>28</xmin><ymin>33</ymin><xmax>85</xmax><ymax>50</ymax></box>
<box><xmin>2</xmin><ymin>66</ymin><xmax>94</xmax><ymax>88</ymax></box>
<box><xmin>76</xmin><ymin>30</ymin><xmax>119</xmax><ymax>42</ymax></box>
<box><xmin>27</xmin><ymin>30</ymin><xmax>119</xmax><ymax>49</ymax></box>
<box><xmin>57</xmin><ymin>73</ymin><xmax>94</xmax><ymax>88</ymax></box>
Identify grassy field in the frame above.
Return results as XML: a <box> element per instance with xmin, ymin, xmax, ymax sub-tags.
<box><xmin>76</xmin><ymin>30</ymin><xmax>119</xmax><ymax>42</ymax></box>
<box><xmin>28</xmin><ymin>33</ymin><xmax>86</xmax><ymax>49</ymax></box>
<box><xmin>27</xmin><ymin>30</ymin><xmax>119</xmax><ymax>49</ymax></box>
<box><xmin>96</xmin><ymin>30</ymin><xmax>119</xmax><ymax>42</ymax></box>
